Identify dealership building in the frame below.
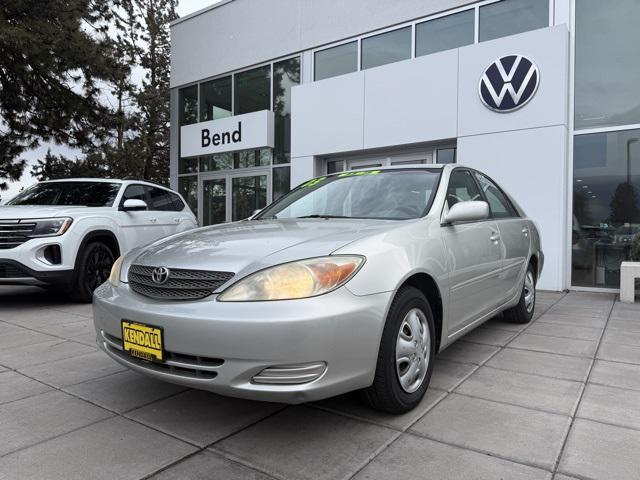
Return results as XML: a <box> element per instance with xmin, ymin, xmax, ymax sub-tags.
<box><xmin>169</xmin><ymin>0</ymin><xmax>640</xmax><ymax>293</ymax></box>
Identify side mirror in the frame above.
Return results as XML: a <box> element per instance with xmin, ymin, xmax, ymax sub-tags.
<box><xmin>443</xmin><ymin>201</ymin><xmax>489</xmax><ymax>224</ymax></box>
<box><xmin>121</xmin><ymin>199</ymin><xmax>148</xmax><ymax>212</ymax></box>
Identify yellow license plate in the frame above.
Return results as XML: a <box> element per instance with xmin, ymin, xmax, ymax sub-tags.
<box><xmin>121</xmin><ymin>321</ymin><xmax>164</xmax><ymax>362</ymax></box>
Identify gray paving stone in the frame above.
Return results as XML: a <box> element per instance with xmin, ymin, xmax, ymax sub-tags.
<box><xmin>461</xmin><ymin>326</ymin><xmax>516</xmax><ymax>346</ymax></box>
<box><xmin>602</xmin><ymin>329</ymin><xmax>640</xmax><ymax>347</ymax></box>
<box><xmin>597</xmin><ymin>342</ymin><xmax>640</xmax><ymax>364</ymax></box>
<box><xmin>535</xmin><ymin>313</ymin><xmax>607</xmax><ymax>329</ymax></box>
<box><xmin>589</xmin><ymin>360</ymin><xmax>640</xmax><ymax>391</ymax></box>
<box><xmin>577</xmin><ymin>383</ymin><xmax>640</xmax><ymax>430</ymax></box>
<box><xmin>0</xmin><ymin>371</ymin><xmax>52</xmax><ymax>405</ymax></box>
<box><xmin>31</xmin><ymin>318</ymin><xmax>95</xmax><ymax>339</ymax></box>
<box><xmin>437</xmin><ymin>340</ymin><xmax>500</xmax><ymax>365</ymax></box>
<box><xmin>0</xmin><ymin>329</ymin><xmax>55</xmax><ymax>349</ymax></box>
<box><xmin>64</xmin><ymin>370</ymin><xmax>187</xmax><ymax>413</ymax></box>
<box><xmin>486</xmin><ymin>348</ymin><xmax>591</xmax><ymax>381</ymax></box>
<box><xmin>547</xmin><ymin>304</ymin><xmax>610</xmax><ymax>319</ymax></box>
<box><xmin>559</xmin><ymin>419</ymin><xmax>640</xmax><ymax>480</ymax></box>
<box><xmin>485</xmin><ymin>315</ymin><xmax>530</xmax><ymax>332</ymax></box>
<box><xmin>0</xmin><ymin>308</ymin><xmax>87</xmax><ymax>326</ymax></box>
<box><xmin>456</xmin><ymin>366</ymin><xmax>583</xmax><ymax>415</ymax></box>
<box><xmin>0</xmin><ymin>339</ymin><xmax>95</xmax><ymax>369</ymax></box>
<box><xmin>0</xmin><ymin>390</ymin><xmax>112</xmax><ymax>456</ymax></box>
<box><xmin>558</xmin><ymin>291</ymin><xmax>614</xmax><ymax>303</ymax></box>
<box><xmin>0</xmin><ymin>416</ymin><xmax>197</xmax><ymax>480</ymax></box>
<box><xmin>354</xmin><ymin>433</ymin><xmax>551</xmax><ymax>480</ymax></box>
<box><xmin>508</xmin><ymin>333</ymin><xmax>598</xmax><ymax>358</ymax></box>
<box><xmin>527</xmin><ymin>321</ymin><xmax>602</xmax><ymax>341</ymax></box>
<box><xmin>150</xmin><ymin>450</ymin><xmax>272</xmax><ymax>480</ymax></box>
<box><xmin>0</xmin><ymin>320</ymin><xmax>24</xmax><ymax>334</ymax></box>
<box><xmin>314</xmin><ymin>387</ymin><xmax>447</xmax><ymax>431</ymax></box>
<box><xmin>412</xmin><ymin>393</ymin><xmax>570</xmax><ymax>470</ymax></box>
<box><xmin>608</xmin><ymin>317</ymin><xmax>640</xmax><ymax>332</ymax></box>
<box><xmin>537</xmin><ymin>291</ymin><xmax>566</xmax><ymax>303</ymax></box>
<box><xmin>126</xmin><ymin>389</ymin><xmax>283</xmax><ymax>447</ymax></box>
<box><xmin>48</xmin><ymin>303</ymin><xmax>93</xmax><ymax>319</ymax></box>
<box><xmin>609</xmin><ymin>308</ymin><xmax>640</xmax><ymax>321</ymax></box>
<box><xmin>215</xmin><ymin>406</ymin><xmax>398</xmax><ymax>480</ymax></box>
<box><xmin>18</xmin><ymin>350</ymin><xmax>125</xmax><ymax>387</ymax></box>
<box><xmin>553</xmin><ymin>475</ymin><xmax>580</xmax><ymax>480</ymax></box>
<box><xmin>430</xmin><ymin>358</ymin><xmax>477</xmax><ymax>391</ymax></box>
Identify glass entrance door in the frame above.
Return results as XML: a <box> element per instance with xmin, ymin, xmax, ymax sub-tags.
<box><xmin>201</xmin><ymin>176</ymin><xmax>227</xmax><ymax>226</ymax></box>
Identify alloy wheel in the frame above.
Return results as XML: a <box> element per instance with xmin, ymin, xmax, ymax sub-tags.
<box><xmin>86</xmin><ymin>246</ymin><xmax>113</xmax><ymax>291</ymax></box>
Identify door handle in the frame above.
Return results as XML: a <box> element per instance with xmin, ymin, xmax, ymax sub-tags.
<box><xmin>522</xmin><ymin>227</ymin><xmax>529</xmax><ymax>237</ymax></box>
<box><xmin>149</xmin><ymin>218</ymin><xmax>158</xmax><ymax>223</ymax></box>
<box><xmin>490</xmin><ymin>232</ymin><xmax>500</xmax><ymax>243</ymax></box>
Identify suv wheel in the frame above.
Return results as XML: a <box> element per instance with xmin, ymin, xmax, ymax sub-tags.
<box><xmin>362</xmin><ymin>286</ymin><xmax>435</xmax><ymax>413</ymax></box>
<box><xmin>503</xmin><ymin>263</ymin><xmax>536</xmax><ymax>324</ymax></box>
<box><xmin>70</xmin><ymin>242</ymin><xmax>115</xmax><ymax>303</ymax></box>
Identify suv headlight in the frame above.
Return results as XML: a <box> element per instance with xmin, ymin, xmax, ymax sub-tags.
<box><xmin>29</xmin><ymin>218</ymin><xmax>73</xmax><ymax>237</ymax></box>
<box><xmin>218</xmin><ymin>255</ymin><xmax>365</xmax><ymax>302</ymax></box>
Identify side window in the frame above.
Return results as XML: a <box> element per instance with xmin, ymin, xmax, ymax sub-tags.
<box><xmin>169</xmin><ymin>192</ymin><xmax>185</xmax><ymax>211</ymax></box>
<box><xmin>447</xmin><ymin>169</ymin><xmax>482</xmax><ymax>208</ymax></box>
<box><xmin>146</xmin><ymin>187</ymin><xmax>179</xmax><ymax>211</ymax></box>
<box><xmin>121</xmin><ymin>184</ymin><xmax>147</xmax><ymax>205</ymax></box>
<box><xmin>473</xmin><ymin>172</ymin><xmax>518</xmax><ymax>218</ymax></box>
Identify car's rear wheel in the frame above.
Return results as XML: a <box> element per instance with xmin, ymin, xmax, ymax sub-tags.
<box><xmin>362</xmin><ymin>286</ymin><xmax>435</xmax><ymax>413</ymax></box>
<box><xmin>503</xmin><ymin>263</ymin><xmax>536</xmax><ymax>324</ymax></box>
<box><xmin>69</xmin><ymin>242</ymin><xmax>115</xmax><ymax>303</ymax></box>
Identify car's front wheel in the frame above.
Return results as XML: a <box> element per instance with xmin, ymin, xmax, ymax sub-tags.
<box><xmin>69</xmin><ymin>242</ymin><xmax>115</xmax><ymax>303</ymax></box>
<box><xmin>503</xmin><ymin>262</ymin><xmax>536</xmax><ymax>324</ymax></box>
<box><xmin>363</xmin><ymin>286</ymin><xmax>435</xmax><ymax>413</ymax></box>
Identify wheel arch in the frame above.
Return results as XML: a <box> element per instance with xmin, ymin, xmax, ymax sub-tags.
<box><xmin>74</xmin><ymin>230</ymin><xmax>121</xmax><ymax>271</ymax></box>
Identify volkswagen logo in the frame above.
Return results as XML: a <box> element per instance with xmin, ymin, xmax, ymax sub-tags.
<box><xmin>151</xmin><ymin>266</ymin><xmax>170</xmax><ymax>285</ymax></box>
<box><xmin>479</xmin><ymin>54</ymin><xmax>540</xmax><ymax>113</ymax></box>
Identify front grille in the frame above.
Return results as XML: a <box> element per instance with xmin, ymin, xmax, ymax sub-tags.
<box><xmin>101</xmin><ymin>331</ymin><xmax>223</xmax><ymax>380</ymax></box>
<box><xmin>128</xmin><ymin>264</ymin><xmax>234</xmax><ymax>301</ymax></box>
<box><xmin>0</xmin><ymin>221</ymin><xmax>36</xmax><ymax>249</ymax></box>
<box><xmin>0</xmin><ymin>262</ymin><xmax>30</xmax><ymax>279</ymax></box>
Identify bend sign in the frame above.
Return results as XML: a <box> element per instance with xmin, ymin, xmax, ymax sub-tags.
<box><xmin>180</xmin><ymin>110</ymin><xmax>274</xmax><ymax>157</ymax></box>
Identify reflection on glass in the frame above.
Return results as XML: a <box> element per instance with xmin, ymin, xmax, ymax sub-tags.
<box><xmin>437</xmin><ymin>148</ymin><xmax>456</xmax><ymax>164</ymax></box>
<box><xmin>327</xmin><ymin>160</ymin><xmax>344</xmax><ymax>174</ymax></box>
<box><xmin>200</xmin><ymin>153</ymin><xmax>233</xmax><ymax>172</ymax></box>
<box><xmin>361</xmin><ymin>27</ymin><xmax>411</xmax><ymax>70</ymax></box>
<box><xmin>575</xmin><ymin>0</ymin><xmax>640</xmax><ymax>129</ymax></box>
<box><xmin>199</xmin><ymin>76</ymin><xmax>232</xmax><ymax>121</ymax></box>
<box><xmin>178</xmin><ymin>85</ymin><xmax>198</xmax><ymax>126</ymax></box>
<box><xmin>479</xmin><ymin>0</ymin><xmax>548</xmax><ymax>42</ymax></box>
<box><xmin>232</xmin><ymin>175</ymin><xmax>267</xmax><ymax>221</ymax></box>
<box><xmin>572</xmin><ymin>130</ymin><xmax>640</xmax><ymax>288</ymax></box>
<box><xmin>416</xmin><ymin>10</ymin><xmax>474</xmax><ymax>57</ymax></box>
<box><xmin>314</xmin><ymin>42</ymin><xmax>358</xmax><ymax>81</ymax></box>
<box><xmin>179</xmin><ymin>157</ymin><xmax>198</xmax><ymax>174</ymax></box>
<box><xmin>234</xmin><ymin>65</ymin><xmax>271</xmax><ymax>115</ymax></box>
<box><xmin>235</xmin><ymin>149</ymin><xmax>272</xmax><ymax>169</ymax></box>
<box><xmin>273</xmin><ymin>57</ymin><xmax>300</xmax><ymax>165</ymax></box>
<box><xmin>273</xmin><ymin>166</ymin><xmax>291</xmax><ymax>201</ymax></box>
<box><xmin>202</xmin><ymin>178</ymin><xmax>226</xmax><ymax>226</ymax></box>
<box><xmin>178</xmin><ymin>175</ymin><xmax>198</xmax><ymax>217</ymax></box>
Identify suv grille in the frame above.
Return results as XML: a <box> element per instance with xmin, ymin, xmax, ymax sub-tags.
<box><xmin>0</xmin><ymin>221</ymin><xmax>36</xmax><ymax>249</ymax></box>
<box><xmin>128</xmin><ymin>264</ymin><xmax>234</xmax><ymax>301</ymax></box>
<box><xmin>0</xmin><ymin>262</ymin><xmax>30</xmax><ymax>279</ymax></box>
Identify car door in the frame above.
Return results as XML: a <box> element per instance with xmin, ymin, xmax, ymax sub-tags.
<box><xmin>117</xmin><ymin>184</ymin><xmax>159</xmax><ymax>247</ymax></box>
<box><xmin>474</xmin><ymin>171</ymin><xmax>530</xmax><ymax>303</ymax></box>
<box><xmin>440</xmin><ymin>169</ymin><xmax>504</xmax><ymax>335</ymax></box>
<box><xmin>144</xmin><ymin>186</ymin><xmax>186</xmax><ymax>239</ymax></box>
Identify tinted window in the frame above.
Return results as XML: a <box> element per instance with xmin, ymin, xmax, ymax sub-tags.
<box><xmin>273</xmin><ymin>57</ymin><xmax>300</xmax><ymax>164</ymax></box>
<box><xmin>361</xmin><ymin>27</ymin><xmax>412</xmax><ymax>70</ymax></box>
<box><xmin>121</xmin><ymin>184</ymin><xmax>146</xmax><ymax>203</ymax></box>
<box><xmin>479</xmin><ymin>0</ymin><xmax>548</xmax><ymax>42</ymax></box>
<box><xmin>178</xmin><ymin>85</ymin><xmax>198</xmax><ymax>126</ymax></box>
<box><xmin>234</xmin><ymin>65</ymin><xmax>271</xmax><ymax>115</ymax></box>
<box><xmin>447</xmin><ymin>170</ymin><xmax>482</xmax><ymax>208</ymax></box>
<box><xmin>416</xmin><ymin>10</ymin><xmax>475</xmax><ymax>57</ymax></box>
<box><xmin>314</xmin><ymin>42</ymin><xmax>358</xmax><ymax>81</ymax></box>
<box><xmin>273</xmin><ymin>166</ymin><xmax>291</xmax><ymax>201</ymax></box>
<box><xmin>146</xmin><ymin>187</ymin><xmax>182</xmax><ymax>211</ymax></box>
<box><xmin>8</xmin><ymin>182</ymin><xmax>121</xmax><ymax>207</ymax></box>
<box><xmin>474</xmin><ymin>172</ymin><xmax>517</xmax><ymax>218</ymax></box>
<box><xmin>199</xmin><ymin>76</ymin><xmax>232</xmax><ymax>121</ymax></box>
<box><xmin>178</xmin><ymin>176</ymin><xmax>198</xmax><ymax>217</ymax></box>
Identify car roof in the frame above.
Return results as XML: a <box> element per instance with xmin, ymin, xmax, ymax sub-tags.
<box><xmin>41</xmin><ymin>178</ymin><xmax>171</xmax><ymax>189</ymax></box>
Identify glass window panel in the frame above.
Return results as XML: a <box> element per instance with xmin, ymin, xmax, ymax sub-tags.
<box><xmin>178</xmin><ymin>175</ymin><xmax>198</xmax><ymax>217</ymax></box>
<box><xmin>273</xmin><ymin>166</ymin><xmax>291</xmax><ymax>201</ymax></box>
<box><xmin>572</xmin><ymin>130</ymin><xmax>640</xmax><ymax>288</ymax></box>
<box><xmin>178</xmin><ymin>85</ymin><xmax>198</xmax><ymax>126</ymax></box>
<box><xmin>474</xmin><ymin>172</ymin><xmax>517</xmax><ymax>218</ymax></box>
<box><xmin>416</xmin><ymin>10</ymin><xmax>475</xmax><ymax>57</ymax></box>
<box><xmin>178</xmin><ymin>157</ymin><xmax>198</xmax><ymax>174</ymax></box>
<box><xmin>273</xmin><ymin>57</ymin><xmax>300</xmax><ymax>165</ymax></box>
<box><xmin>146</xmin><ymin>187</ymin><xmax>180</xmax><ymax>212</ymax></box>
<box><xmin>235</xmin><ymin>149</ymin><xmax>272</xmax><ymax>169</ymax></box>
<box><xmin>314</xmin><ymin>42</ymin><xmax>358</xmax><ymax>81</ymax></box>
<box><xmin>202</xmin><ymin>178</ymin><xmax>227</xmax><ymax>226</ymax></box>
<box><xmin>234</xmin><ymin>65</ymin><xmax>271</xmax><ymax>115</ymax></box>
<box><xmin>232</xmin><ymin>175</ymin><xmax>268</xmax><ymax>221</ymax></box>
<box><xmin>200</xmin><ymin>153</ymin><xmax>233</xmax><ymax>172</ymax></box>
<box><xmin>575</xmin><ymin>0</ymin><xmax>640</xmax><ymax>129</ymax></box>
<box><xmin>361</xmin><ymin>27</ymin><xmax>412</xmax><ymax>70</ymax></box>
<box><xmin>447</xmin><ymin>169</ymin><xmax>482</xmax><ymax>208</ymax></box>
<box><xmin>327</xmin><ymin>160</ymin><xmax>344</xmax><ymax>174</ymax></box>
<box><xmin>479</xmin><ymin>0</ymin><xmax>548</xmax><ymax>42</ymax></box>
<box><xmin>437</xmin><ymin>148</ymin><xmax>456</xmax><ymax>164</ymax></box>
<box><xmin>199</xmin><ymin>76</ymin><xmax>232</xmax><ymax>122</ymax></box>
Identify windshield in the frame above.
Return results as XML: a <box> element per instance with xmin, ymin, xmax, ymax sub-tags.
<box><xmin>8</xmin><ymin>182</ymin><xmax>121</xmax><ymax>207</ymax></box>
<box><xmin>257</xmin><ymin>169</ymin><xmax>442</xmax><ymax>220</ymax></box>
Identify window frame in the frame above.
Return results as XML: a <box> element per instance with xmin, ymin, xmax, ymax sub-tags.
<box><xmin>471</xmin><ymin>170</ymin><xmax>520</xmax><ymax>219</ymax></box>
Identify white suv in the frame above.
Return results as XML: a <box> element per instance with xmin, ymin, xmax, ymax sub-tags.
<box><xmin>0</xmin><ymin>178</ymin><xmax>198</xmax><ymax>301</ymax></box>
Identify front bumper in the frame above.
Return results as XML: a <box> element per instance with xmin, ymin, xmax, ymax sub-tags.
<box><xmin>93</xmin><ymin>282</ymin><xmax>392</xmax><ymax>403</ymax></box>
<box><xmin>0</xmin><ymin>259</ymin><xmax>73</xmax><ymax>286</ymax></box>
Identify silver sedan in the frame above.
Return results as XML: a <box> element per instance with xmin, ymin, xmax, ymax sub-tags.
<box><xmin>93</xmin><ymin>164</ymin><xmax>542</xmax><ymax>413</ymax></box>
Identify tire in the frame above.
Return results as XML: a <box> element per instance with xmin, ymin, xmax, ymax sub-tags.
<box><xmin>69</xmin><ymin>242</ymin><xmax>115</xmax><ymax>303</ymax></box>
<box><xmin>503</xmin><ymin>262</ymin><xmax>536</xmax><ymax>324</ymax></box>
<box><xmin>362</xmin><ymin>286</ymin><xmax>436</xmax><ymax>413</ymax></box>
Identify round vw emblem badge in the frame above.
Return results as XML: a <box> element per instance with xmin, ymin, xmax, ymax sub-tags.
<box><xmin>151</xmin><ymin>266</ymin><xmax>170</xmax><ymax>285</ymax></box>
<box><xmin>479</xmin><ymin>54</ymin><xmax>540</xmax><ymax>113</ymax></box>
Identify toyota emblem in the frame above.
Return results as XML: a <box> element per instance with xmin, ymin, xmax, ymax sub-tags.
<box><xmin>151</xmin><ymin>266</ymin><xmax>170</xmax><ymax>285</ymax></box>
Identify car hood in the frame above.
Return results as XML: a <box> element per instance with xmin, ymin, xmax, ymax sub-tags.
<box><xmin>0</xmin><ymin>205</ymin><xmax>104</xmax><ymax>219</ymax></box>
<box><xmin>132</xmin><ymin>218</ymin><xmax>402</xmax><ymax>277</ymax></box>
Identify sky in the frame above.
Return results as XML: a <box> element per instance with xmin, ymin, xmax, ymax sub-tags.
<box><xmin>1</xmin><ymin>0</ymin><xmax>222</xmax><ymax>203</ymax></box>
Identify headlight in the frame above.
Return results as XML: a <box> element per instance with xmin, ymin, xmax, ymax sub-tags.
<box><xmin>218</xmin><ymin>256</ymin><xmax>365</xmax><ymax>302</ymax></box>
<box><xmin>29</xmin><ymin>218</ymin><xmax>73</xmax><ymax>237</ymax></box>
<box><xmin>109</xmin><ymin>256</ymin><xmax>124</xmax><ymax>286</ymax></box>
